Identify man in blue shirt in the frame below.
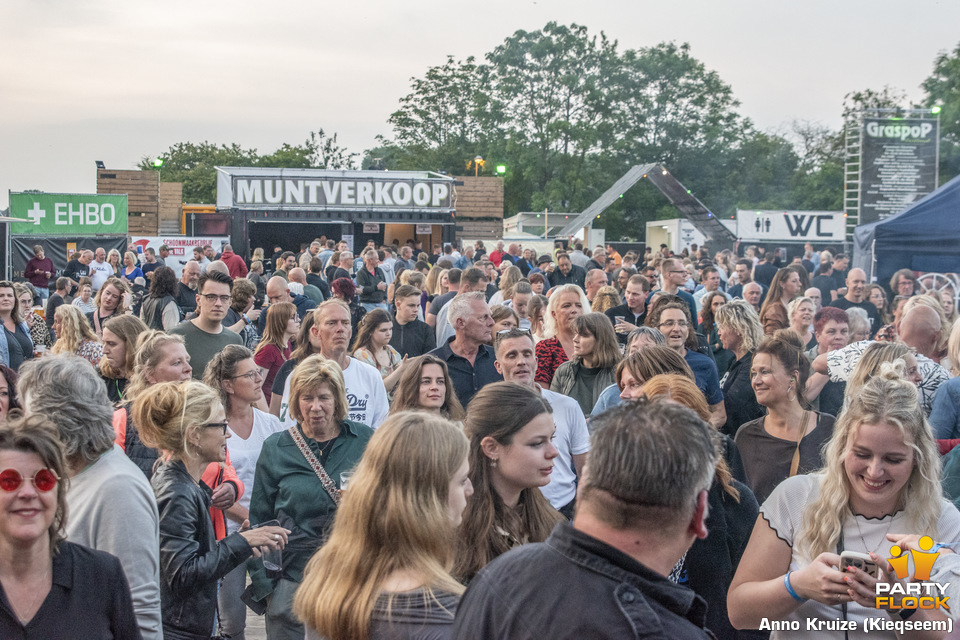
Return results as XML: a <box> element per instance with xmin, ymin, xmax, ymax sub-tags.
<box><xmin>655</xmin><ymin>302</ymin><xmax>726</xmax><ymax>429</ymax></box>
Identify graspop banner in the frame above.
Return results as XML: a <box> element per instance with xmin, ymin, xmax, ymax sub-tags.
<box><xmin>860</xmin><ymin>118</ymin><xmax>939</xmax><ymax>224</ymax></box>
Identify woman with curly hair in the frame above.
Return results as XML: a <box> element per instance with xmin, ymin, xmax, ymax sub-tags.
<box><xmin>454</xmin><ymin>382</ymin><xmax>564</xmax><ymax>583</ymax></box>
<box><xmin>295</xmin><ymin>412</ymin><xmax>471</xmax><ymax>640</ymax></box>
<box><xmin>389</xmin><ymin>354</ymin><xmax>465</xmax><ymax>421</ymax></box>
<box><xmin>589</xmin><ymin>285</ymin><xmax>621</xmax><ymax>315</ymax></box>
<box><xmin>51</xmin><ymin>304</ymin><xmax>101</xmax><ymax>366</ymax></box>
<box><xmin>730</xmin><ymin>362</ymin><xmax>960</xmax><ymax>637</ymax></box>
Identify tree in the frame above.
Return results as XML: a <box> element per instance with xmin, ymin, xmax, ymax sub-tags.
<box><xmin>140</xmin><ymin>129</ymin><xmax>357</xmax><ymax>203</ymax></box>
<box><xmin>922</xmin><ymin>41</ymin><xmax>960</xmax><ymax>181</ymax></box>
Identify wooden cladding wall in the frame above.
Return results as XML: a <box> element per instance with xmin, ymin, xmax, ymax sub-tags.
<box><xmin>97</xmin><ymin>169</ymin><xmax>183</xmax><ymax>236</ymax></box>
<box><xmin>454</xmin><ymin>177</ymin><xmax>503</xmax><ymax>221</ymax></box>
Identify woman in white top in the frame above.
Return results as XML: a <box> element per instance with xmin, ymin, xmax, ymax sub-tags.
<box><xmin>204</xmin><ymin>344</ymin><xmax>284</xmax><ymax>640</ymax></box>
<box><xmin>729</xmin><ymin>362</ymin><xmax>960</xmax><ymax>639</ymax></box>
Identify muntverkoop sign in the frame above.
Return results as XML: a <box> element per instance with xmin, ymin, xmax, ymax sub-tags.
<box><xmin>216</xmin><ymin>167</ymin><xmax>455</xmax><ymax>213</ymax></box>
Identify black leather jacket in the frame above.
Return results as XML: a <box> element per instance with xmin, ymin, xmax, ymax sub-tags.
<box><xmin>152</xmin><ymin>460</ymin><xmax>253</xmax><ymax>640</ymax></box>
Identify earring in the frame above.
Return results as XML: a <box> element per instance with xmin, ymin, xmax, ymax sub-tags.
<box><xmin>490</xmin><ymin>459</ymin><xmax>498</xmax><ymax>468</ymax></box>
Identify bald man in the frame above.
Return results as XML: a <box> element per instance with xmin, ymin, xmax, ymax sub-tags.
<box><xmin>826</xmin><ymin>268</ymin><xmax>881</xmax><ymax>337</ymax></box>
<box><xmin>584</xmin><ymin>269</ymin><xmax>608</xmax><ymax>303</ymax></box>
<box><xmin>289</xmin><ymin>267</ymin><xmax>324</xmax><ymax>304</ymax></box>
<box><xmin>898</xmin><ymin>305</ymin><xmax>942</xmax><ymax>362</ymax></box>
<box><xmin>256</xmin><ymin>275</ymin><xmax>317</xmax><ymax>335</ymax></box>
<box><xmin>812</xmin><ymin>303</ymin><xmax>949</xmax><ymax>418</ymax></box>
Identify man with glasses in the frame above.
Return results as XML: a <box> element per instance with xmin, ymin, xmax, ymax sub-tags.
<box><xmin>494</xmin><ymin>327</ymin><xmax>589</xmax><ymax>519</ymax></box>
<box><xmin>169</xmin><ymin>271</ymin><xmax>242</xmax><ymax>379</ymax></box>
<box><xmin>659</xmin><ymin>258</ymin><xmax>699</xmax><ymax>331</ymax></box>
<box><xmin>654</xmin><ymin>301</ymin><xmax>726</xmax><ymax>429</ymax></box>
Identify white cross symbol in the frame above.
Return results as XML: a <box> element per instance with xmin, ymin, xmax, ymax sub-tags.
<box><xmin>26</xmin><ymin>202</ymin><xmax>45</xmax><ymax>225</ymax></box>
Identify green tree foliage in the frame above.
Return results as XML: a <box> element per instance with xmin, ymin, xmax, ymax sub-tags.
<box><xmin>139</xmin><ymin>130</ymin><xmax>356</xmax><ymax>203</ymax></box>
<box><xmin>922</xmin><ymin>41</ymin><xmax>960</xmax><ymax>181</ymax></box>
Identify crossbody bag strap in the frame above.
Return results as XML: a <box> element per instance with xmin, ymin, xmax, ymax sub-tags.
<box><xmin>287</xmin><ymin>426</ymin><xmax>341</xmax><ymax>506</ymax></box>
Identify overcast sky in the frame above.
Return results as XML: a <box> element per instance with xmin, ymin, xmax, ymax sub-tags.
<box><xmin>2</xmin><ymin>0</ymin><xmax>958</xmax><ymax>208</ymax></box>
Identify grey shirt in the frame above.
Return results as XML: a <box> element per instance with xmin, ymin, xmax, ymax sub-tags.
<box><xmin>169</xmin><ymin>320</ymin><xmax>242</xmax><ymax>379</ymax></box>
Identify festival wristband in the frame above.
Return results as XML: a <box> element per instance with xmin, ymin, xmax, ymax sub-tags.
<box><xmin>784</xmin><ymin>572</ymin><xmax>806</xmax><ymax>603</ymax></box>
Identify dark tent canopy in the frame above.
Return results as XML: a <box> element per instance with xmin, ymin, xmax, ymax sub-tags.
<box><xmin>853</xmin><ymin>173</ymin><xmax>960</xmax><ymax>285</ymax></box>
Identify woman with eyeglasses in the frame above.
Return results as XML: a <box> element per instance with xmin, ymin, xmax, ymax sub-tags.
<box><xmin>204</xmin><ymin>344</ymin><xmax>285</xmax><ymax>640</ymax></box>
<box><xmin>248</xmin><ymin>355</ymin><xmax>374</xmax><ymax>638</ymax></box>
<box><xmin>133</xmin><ymin>380</ymin><xmax>289</xmax><ymax>640</ymax></box>
<box><xmin>734</xmin><ymin>330</ymin><xmax>836</xmax><ymax>505</ymax></box>
<box><xmin>255</xmin><ymin>302</ymin><xmax>299</xmax><ymax>405</ymax></box>
<box><xmin>0</xmin><ymin>414</ymin><xmax>142</xmax><ymax>637</ymax></box>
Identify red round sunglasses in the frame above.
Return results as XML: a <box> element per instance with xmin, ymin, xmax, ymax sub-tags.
<box><xmin>0</xmin><ymin>468</ymin><xmax>59</xmax><ymax>493</ymax></box>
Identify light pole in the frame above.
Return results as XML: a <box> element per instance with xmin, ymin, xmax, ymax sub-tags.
<box><xmin>474</xmin><ymin>155</ymin><xmax>483</xmax><ymax>177</ymax></box>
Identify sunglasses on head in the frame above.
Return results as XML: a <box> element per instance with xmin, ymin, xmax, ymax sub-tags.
<box><xmin>0</xmin><ymin>468</ymin><xmax>59</xmax><ymax>493</ymax></box>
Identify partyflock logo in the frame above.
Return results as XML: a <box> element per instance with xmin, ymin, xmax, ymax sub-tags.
<box><xmin>875</xmin><ymin>536</ymin><xmax>950</xmax><ymax>611</ymax></box>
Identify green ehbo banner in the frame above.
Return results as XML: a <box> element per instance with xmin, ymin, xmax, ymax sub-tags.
<box><xmin>8</xmin><ymin>192</ymin><xmax>128</xmax><ymax>236</ymax></box>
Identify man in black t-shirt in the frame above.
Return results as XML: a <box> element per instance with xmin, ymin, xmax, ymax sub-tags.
<box><xmin>174</xmin><ymin>260</ymin><xmax>201</xmax><ymax>317</ymax></box>
<box><xmin>826</xmin><ymin>268</ymin><xmax>881</xmax><ymax>336</ymax></box>
<box><xmin>45</xmin><ymin>277</ymin><xmax>69</xmax><ymax>331</ymax></box>
<box><xmin>63</xmin><ymin>251</ymin><xmax>92</xmax><ymax>296</ymax></box>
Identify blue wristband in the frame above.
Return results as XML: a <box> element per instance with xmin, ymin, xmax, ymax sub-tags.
<box><xmin>784</xmin><ymin>572</ymin><xmax>806</xmax><ymax>603</ymax></box>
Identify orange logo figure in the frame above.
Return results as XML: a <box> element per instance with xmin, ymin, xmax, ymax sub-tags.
<box><xmin>888</xmin><ymin>545</ymin><xmax>911</xmax><ymax>581</ymax></box>
<box><xmin>887</xmin><ymin>536</ymin><xmax>941</xmax><ymax>581</ymax></box>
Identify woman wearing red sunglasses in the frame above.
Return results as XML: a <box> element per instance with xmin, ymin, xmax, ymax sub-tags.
<box><xmin>0</xmin><ymin>414</ymin><xmax>141</xmax><ymax>638</ymax></box>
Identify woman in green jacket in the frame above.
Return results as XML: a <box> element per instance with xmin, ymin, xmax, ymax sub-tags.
<box><xmin>248</xmin><ymin>354</ymin><xmax>373</xmax><ymax>640</ymax></box>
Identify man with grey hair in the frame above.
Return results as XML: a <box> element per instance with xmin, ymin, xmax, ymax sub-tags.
<box><xmin>19</xmin><ymin>355</ymin><xmax>162</xmax><ymax>640</ymax></box>
<box><xmin>453</xmin><ymin>398</ymin><xmax>718</xmax><ymax>638</ymax></box>
<box><xmin>429</xmin><ymin>291</ymin><xmax>501</xmax><ymax>406</ymax></box>
<box><xmin>434</xmin><ymin>267</ymin><xmax>489</xmax><ymax>345</ymax></box>
<box><xmin>584</xmin><ymin>268</ymin><xmax>608</xmax><ymax>303</ymax></box>
<box><xmin>175</xmin><ymin>259</ymin><xmax>201</xmax><ymax>317</ymax></box>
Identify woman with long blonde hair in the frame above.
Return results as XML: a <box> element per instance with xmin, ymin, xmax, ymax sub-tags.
<box><xmin>489</xmin><ymin>265</ymin><xmax>522</xmax><ymax>306</ymax></box>
<box><xmin>730</xmin><ymin>363</ymin><xmax>960</xmax><ymax>637</ymax></box>
<box><xmin>294</xmin><ymin>412</ymin><xmax>471</xmax><ymax>640</ymax></box>
<box><xmin>51</xmin><ymin>304</ymin><xmax>101</xmax><ymax>366</ymax></box>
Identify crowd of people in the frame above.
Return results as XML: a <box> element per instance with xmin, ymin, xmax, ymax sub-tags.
<box><xmin>2</xmin><ymin>236</ymin><xmax>960</xmax><ymax>639</ymax></box>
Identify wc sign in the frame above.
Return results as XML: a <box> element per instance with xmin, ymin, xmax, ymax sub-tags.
<box><xmin>8</xmin><ymin>192</ymin><xmax>128</xmax><ymax>236</ymax></box>
<box><xmin>736</xmin><ymin>210</ymin><xmax>845</xmax><ymax>243</ymax></box>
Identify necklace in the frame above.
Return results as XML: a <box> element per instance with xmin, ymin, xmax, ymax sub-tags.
<box><xmin>853</xmin><ymin>510</ymin><xmax>896</xmax><ymax>554</ymax></box>
<box><xmin>4</xmin><ymin>568</ymin><xmax>51</xmax><ymax>624</ymax></box>
<box><xmin>316</xmin><ymin>436</ymin><xmax>337</xmax><ymax>461</ymax></box>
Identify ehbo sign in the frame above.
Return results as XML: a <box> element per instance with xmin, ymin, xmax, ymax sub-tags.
<box><xmin>9</xmin><ymin>193</ymin><xmax>128</xmax><ymax>236</ymax></box>
<box><xmin>736</xmin><ymin>210</ymin><xmax>845</xmax><ymax>243</ymax></box>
